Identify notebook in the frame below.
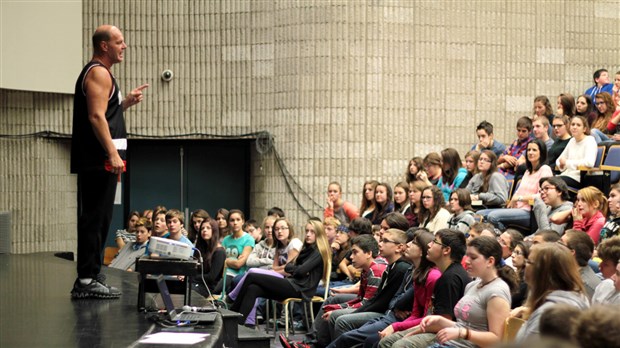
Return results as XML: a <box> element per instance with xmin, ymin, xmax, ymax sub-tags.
<box><xmin>156</xmin><ymin>275</ymin><xmax>217</xmax><ymax>323</ymax></box>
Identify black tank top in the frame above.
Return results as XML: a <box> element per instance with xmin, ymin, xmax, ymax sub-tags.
<box><xmin>70</xmin><ymin>61</ymin><xmax>127</xmax><ymax>173</ymax></box>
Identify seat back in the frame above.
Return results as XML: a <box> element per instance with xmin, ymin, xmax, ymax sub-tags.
<box><xmin>595</xmin><ymin>145</ymin><xmax>606</xmax><ymax>168</ymax></box>
<box><xmin>604</xmin><ymin>145</ymin><xmax>620</xmax><ymax>184</ymax></box>
<box><xmin>103</xmin><ymin>246</ymin><xmax>119</xmax><ymax>266</ymax></box>
<box><xmin>503</xmin><ymin>316</ymin><xmax>525</xmax><ymax>342</ymax></box>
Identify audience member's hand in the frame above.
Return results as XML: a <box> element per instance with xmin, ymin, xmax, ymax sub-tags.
<box><xmin>331</xmin><ymin>242</ymin><xmax>340</xmax><ymax>251</ymax></box>
<box><xmin>326</xmin><ymin>195</ymin><xmax>334</xmax><ymax>209</ymax></box>
<box><xmin>394</xmin><ymin>309</ymin><xmax>410</xmax><ymax>320</ymax></box>
<box><xmin>510</xmin><ymin>306</ymin><xmax>527</xmax><ymax>318</ymax></box>
<box><xmin>613</xmin><ymin>134</ymin><xmax>620</xmax><ymax>141</ymax></box>
<box><xmin>571</xmin><ymin>207</ymin><xmax>582</xmax><ymax>221</ymax></box>
<box><xmin>416</xmin><ymin>171</ymin><xmax>428</xmax><ymax>182</ymax></box>
<box><xmin>558</xmin><ymin>158</ymin><xmax>566</xmax><ymax>168</ymax></box>
<box><xmin>436</xmin><ymin>327</ymin><xmax>460</xmax><ymax>344</ymax></box>
<box><xmin>378</xmin><ymin>325</ymin><xmax>395</xmax><ymax>338</ymax></box>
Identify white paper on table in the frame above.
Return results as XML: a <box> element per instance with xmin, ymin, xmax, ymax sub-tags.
<box><xmin>138</xmin><ymin>332</ymin><xmax>209</xmax><ymax>345</ymax></box>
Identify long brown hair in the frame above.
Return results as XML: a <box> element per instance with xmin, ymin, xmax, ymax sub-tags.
<box><xmin>359</xmin><ymin>180</ymin><xmax>379</xmax><ymax>214</ymax></box>
<box><xmin>479</xmin><ymin>150</ymin><xmax>499</xmax><ymax>192</ymax></box>
<box><xmin>525</xmin><ymin>243</ymin><xmax>586</xmax><ymax>315</ymax></box>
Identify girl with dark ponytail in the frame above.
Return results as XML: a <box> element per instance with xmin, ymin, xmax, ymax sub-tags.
<box><xmin>418</xmin><ymin>236</ymin><xmax>516</xmax><ymax>347</ymax></box>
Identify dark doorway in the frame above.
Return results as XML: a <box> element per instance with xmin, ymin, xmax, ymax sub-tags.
<box><xmin>105</xmin><ymin>139</ymin><xmax>252</xmax><ymax>246</ymax></box>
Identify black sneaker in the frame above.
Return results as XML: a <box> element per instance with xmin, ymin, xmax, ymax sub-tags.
<box><xmin>71</xmin><ymin>278</ymin><xmax>121</xmax><ymax>299</ymax></box>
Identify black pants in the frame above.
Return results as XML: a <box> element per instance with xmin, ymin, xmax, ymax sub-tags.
<box><xmin>230</xmin><ymin>272</ymin><xmax>299</xmax><ymax>324</ymax></box>
<box><xmin>77</xmin><ymin>170</ymin><xmax>118</xmax><ymax>279</ymax></box>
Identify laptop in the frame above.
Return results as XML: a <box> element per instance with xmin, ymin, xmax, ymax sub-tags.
<box><xmin>156</xmin><ymin>275</ymin><xmax>217</xmax><ymax>323</ymax></box>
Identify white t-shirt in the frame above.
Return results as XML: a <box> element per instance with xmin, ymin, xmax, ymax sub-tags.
<box><xmin>277</xmin><ymin>238</ymin><xmax>303</xmax><ymax>266</ymax></box>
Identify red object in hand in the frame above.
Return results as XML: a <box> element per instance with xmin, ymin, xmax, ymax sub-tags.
<box><xmin>104</xmin><ymin>160</ymin><xmax>127</xmax><ymax>173</ymax></box>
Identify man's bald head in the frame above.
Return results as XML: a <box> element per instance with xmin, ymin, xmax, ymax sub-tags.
<box><xmin>92</xmin><ymin>25</ymin><xmax>117</xmax><ymax>54</ymax></box>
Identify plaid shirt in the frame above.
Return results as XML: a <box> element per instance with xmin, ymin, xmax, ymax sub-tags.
<box><xmin>500</xmin><ymin>135</ymin><xmax>533</xmax><ymax>175</ymax></box>
<box><xmin>336</xmin><ymin>259</ymin><xmax>387</xmax><ymax>309</ymax></box>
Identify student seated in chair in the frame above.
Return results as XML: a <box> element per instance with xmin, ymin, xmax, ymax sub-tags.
<box><xmin>109</xmin><ymin>217</ymin><xmax>151</xmax><ymax>272</ymax></box>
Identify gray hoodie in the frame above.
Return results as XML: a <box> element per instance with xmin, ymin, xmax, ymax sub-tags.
<box><xmin>448</xmin><ymin>210</ymin><xmax>477</xmax><ymax>234</ymax></box>
<box><xmin>515</xmin><ymin>290</ymin><xmax>590</xmax><ymax>342</ymax></box>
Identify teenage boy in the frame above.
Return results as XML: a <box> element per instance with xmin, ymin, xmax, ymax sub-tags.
<box><xmin>498</xmin><ymin>116</ymin><xmax>534</xmax><ymax>177</ymax></box>
<box><xmin>561</xmin><ymin>230</ymin><xmax>600</xmax><ymax>299</ymax></box>
<box><xmin>290</xmin><ymin>229</ymin><xmax>409</xmax><ymax>348</ymax></box>
<box><xmin>109</xmin><ymin>217</ymin><xmax>151</xmax><ymax>271</ymax></box>
<box><xmin>165</xmin><ymin>209</ymin><xmax>193</xmax><ymax>247</ymax></box>
<box><xmin>325</xmin><ymin>229</ymin><xmax>422</xmax><ymax>348</ymax></box>
<box><xmin>533</xmin><ymin>177</ymin><xmax>573</xmax><ymax>235</ymax></box>
<box><xmin>244</xmin><ymin>219</ymin><xmax>262</xmax><ymax>243</ymax></box>
<box><xmin>585</xmin><ymin>68</ymin><xmax>613</xmax><ymax>99</ymax></box>
<box><xmin>151</xmin><ymin>208</ymin><xmax>169</xmax><ymax>238</ymax></box>
<box><xmin>532</xmin><ymin>117</ymin><xmax>554</xmax><ymax>150</ymax></box>
<box><xmin>471</xmin><ymin>121</ymin><xmax>506</xmax><ymax>157</ymax></box>
<box><xmin>295</xmin><ymin>235</ymin><xmax>387</xmax><ymax>348</ymax></box>
<box><xmin>592</xmin><ymin>237</ymin><xmax>620</xmax><ymax>305</ymax></box>
<box><xmin>377</xmin><ymin>229</ymin><xmax>470</xmax><ymax>348</ymax></box>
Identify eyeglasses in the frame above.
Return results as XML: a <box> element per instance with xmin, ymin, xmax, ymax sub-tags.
<box><xmin>551</xmin><ymin>124</ymin><xmax>564</xmax><ymax>128</ymax></box>
<box><xmin>595</xmin><ymin>102</ymin><xmax>605</xmax><ymax>106</ymax></box>
<box><xmin>380</xmin><ymin>238</ymin><xmax>399</xmax><ymax>244</ymax></box>
<box><xmin>422</xmin><ymin>196</ymin><xmax>433</xmax><ymax>200</ymax></box>
<box><xmin>540</xmin><ymin>186</ymin><xmax>556</xmax><ymax>192</ymax></box>
<box><xmin>479</xmin><ymin>158</ymin><xmax>492</xmax><ymax>163</ymax></box>
<box><xmin>431</xmin><ymin>239</ymin><xmax>448</xmax><ymax>248</ymax></box>
<box><xmin>274</xmin><ymin>226</ymin><xmax>289</xmax><ymax>232</ymax></box>
<box><xmin>512</xmin><ymin>250</ymin><xmax>523</xmax><ymax>256</ymax></box>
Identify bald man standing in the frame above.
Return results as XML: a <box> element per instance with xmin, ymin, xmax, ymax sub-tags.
<box><xmin>70</xmin><ymin>25</ymin><xmax>148</xmax><ymax>299</ymax></box>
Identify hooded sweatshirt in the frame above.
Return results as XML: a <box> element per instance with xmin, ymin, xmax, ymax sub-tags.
<box><xmin>515</xmin><ymin>290</ymin><xmax>590</xmax><ymax>343</ymax></box>
<box><xmin>448</xmin><ymin>210</ymin><xmax>477</xmax><ymax>234</ymax></box>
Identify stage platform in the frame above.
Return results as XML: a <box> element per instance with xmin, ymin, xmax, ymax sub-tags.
<box><xmin>0</xmin><ymin>252</ymin><xmax>229</xmax><ymax>348</ymax></box>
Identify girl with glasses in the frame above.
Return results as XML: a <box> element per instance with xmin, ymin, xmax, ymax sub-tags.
<box><xmin>418</xmin><ymin>236</ymin><xmax>517</xmax><ymax>348</ymax></box>
<box><xmin>591</xmin><ymin>92</ymin><xmax>617</xmax><ymax>143</ymax></box>
<box><xmin>546</xmin><ymin>115</ymin><xmax>572</xmax><ymax>173</ymax></box>
<box><xmin>419</xmin><ymin>186</ymin><xmax>451</xmax><ymax>233</ymax></box>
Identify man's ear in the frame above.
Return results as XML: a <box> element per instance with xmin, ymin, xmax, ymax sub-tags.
<box><xmin>443</xmin><ymin>246</ymin><xmax>451</xmax><ymax>258</ymax></box>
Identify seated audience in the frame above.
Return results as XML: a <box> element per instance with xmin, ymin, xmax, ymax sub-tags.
<box><xmin>555</xmin><ymin>116</ymin><xmax>597</xmax><ymax>190</ymax></box>
<box><xmin>324</xmin><ymin>217</ymin><xmax>340</xmax><ymax>245</ymax></box>
<box><xmin>554</xmin><ymin>186</ymin><xmax>607</xmax><ymax>245</ymax></box>
<box><xmin>511</xmin><ymin>241</ymin><xmax>531</xmax><ymax>308</ymax></box>
<box><xmin>115</xmin><ymin>211</ymin><xmax>140</xmax><ymax>249</ymax></box>
<box><xmin>466</xmin><ymin>150</ymin><xmax>509</xmax><ymax>208</ymax></box>
<box><xmin>600</xmin><ymin>183</ymin><xmax>620</xmax><ymax>241</ymax></box>
<box><xmin>447</xmin><ymin>188</ymin><xmax>476</xmax><ymax>234</ymax></box>
<box><xmin>246</xmin><ymin>215</ymin><xmax>276</xmax><ymax>270</ymax></box>
<box><xmin>192</xmin><ymin>219</ymin><xmax>225</xmax><ymax>296</ymax></box>
<box><xmin>109</xmin><ymin>217</ymin><xmax>151</xmax><ymax>271</ymax></box>
<box><xmin>572</xmin><ymin>306</ymin><xmax>620</xmax><ymax>348</ymax></box>
<box><xmin>436</xmin><ymin>148</ymin><xmax>468</xmax><ymax>202</ymax></box>
<box><xmin>189</xmin><ymin>209</ymin><xmax>210</xmax><ymax>244</ymax></box>
<box><xmin>230</xmin><ymin>219</ymin><xmax>331</xmax><ymax>325</ymax></box>
<box><xmin>546</xmin><ymin>115</ymin><xmax>572</xmax><ymax>172</ymax></box>
<box><xmin>393</xmin><ymin>182</ymin><xmax>415</xmax><ymax>226</ymax></box>
<box><xmin>498</xmin><ymin>229</ymin><xmax>524</xmax><ymax>270</ymax></box>
<box><xmin>471</xmin><ymin>120</ymin><xmax>506</xmax><ymax>157</ymax></box>
<box><xmin>215</xmin><ymin>208</ymin><xmax>230</xmax><ymax>239</ymax></box>
<box><xmin>532</xmin><ymin>117</ymin><xmax>554</xmax><ymax>151</ymax></box>
<box><xmin>591</xmin><ymin>261</ymin><xmax>620</xmax><ymax>305</ymax></box>
<box><xmin>556</xmin><ymin>93</ymin><xmax>576</xmax><ymax>118</ymax></box>
<box><xmin>267</xmin><ymin>206</ymin><xmax>285</xmax><ymax>218</ymax></box>
<box><xmin>584</xmin><ymin>68</ymin><xmax>613</xmax><ymax>100</ymax></box>
<box><xmin>376</xmin><ymin>229</ymin><xmax>471</xmax><ymax>348</ymax></box>
<box><xmin>217</xmin><ymin>209</ymin><xmax>255</xmax><ymax>293</ymax></box>
<box><xmin>498</xmin><ymin>116</ymin><xmax>534</xmax><ymax>178</ymax></box>
<box><xmin>405</xmin><ymin>157</ymin><xmax>425</xmax><ymax>184</ymax></box>
<box><xmin>359</xmin><ymin>180</ymin><xmax>379</xmax><ymax>220</ymax></box>
<box><xmin>532</xmin><ymin>177</ymin><xmax>573</xmax><ymax>235</ymax></box>
<box><xmin>575</xmin><ymin>94</ymin><xmax>598</xmax><ymax>126</ymax></box>
<box><xmin>591</xmin><ymin>92</ymin><xmax>616</xmax><ymax>143</ymax></box>
<box><xmin>403</xmin><ymin>236</ymin><xmax>516</xmax><ymax>348</ymax></box>
<box><xmin>513</xmin><ymin>243</ymin><xmax>589</xmax><ymax>342</ymax></box>
<box><xmin>459</xmin><ymin>150</ymin><xmax>480</xmax><ymax>189</ymax></box>
<box><xmin>408</xmin><ymin>181</ymin><xmax>427</xmax><ymax>228</ymax></box>
<box><xmin>596</xmin><ymin>236</ymin><xmax>620</xmax><ymax>280</ymax></box>
<box><xmin>150</xmin><ymin>208</ymin><xmax>168</xmax><ymax>238</ymax></box>
<box><xmin>243</xmin><ymin>219</ymin><xmax>262</xmax><ymax>244</ymax></box>
<box><xmin>327</xmin><ymin>229</ymin><xmax>436</xmax><ymax>348</ymax></box>
<box><xmin>480</xmin><ymin>139</ymin><xmax>553</xmax><ymax>232</ymax></box>
<box><xmin>419</xmin><ymin>186</ymin><xmax>450</xmax><ymax>233</ymax></box>
<box><xmin>324</xmin><ymin>181</ymin><xmax>360</xmax><ymax>224</ymax></box>
<box><xmin>370</xmin><ymin>183</ymin><xmax>395</xmax><ymax>225</ymax></box>
<box><xmin>530</xmin><ymin>229</ymin><xmax>561</xmax><ymax>244</ymax></box>
<box><xmin>165</xmin><ymin>209</ymin><xmax>192</xmax><ymax>246</ymax></box>
<box><xmin>560</xmin><ymin>230</ymin><xmax>601</xmax><ymax>299</ymax></box>
<box><xmin>419</xmin><ymin>152</ymin><xmax>443</xmax><ymax>186</ymax></box>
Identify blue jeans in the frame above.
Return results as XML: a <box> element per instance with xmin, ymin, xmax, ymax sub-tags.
<box><xmin>329</xmin><ymin>311</ymin><xmax>398</xmax><ymax>348</ymax></box>
<box><xmin>591</xmin><ymin>129</ymin><xmax>611</xmax><ymax>144</ymax></box>
<box><xmin>478</xmin><ymin>208</ymin><xmax>534</xmax><ymax>233</ymax></box>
